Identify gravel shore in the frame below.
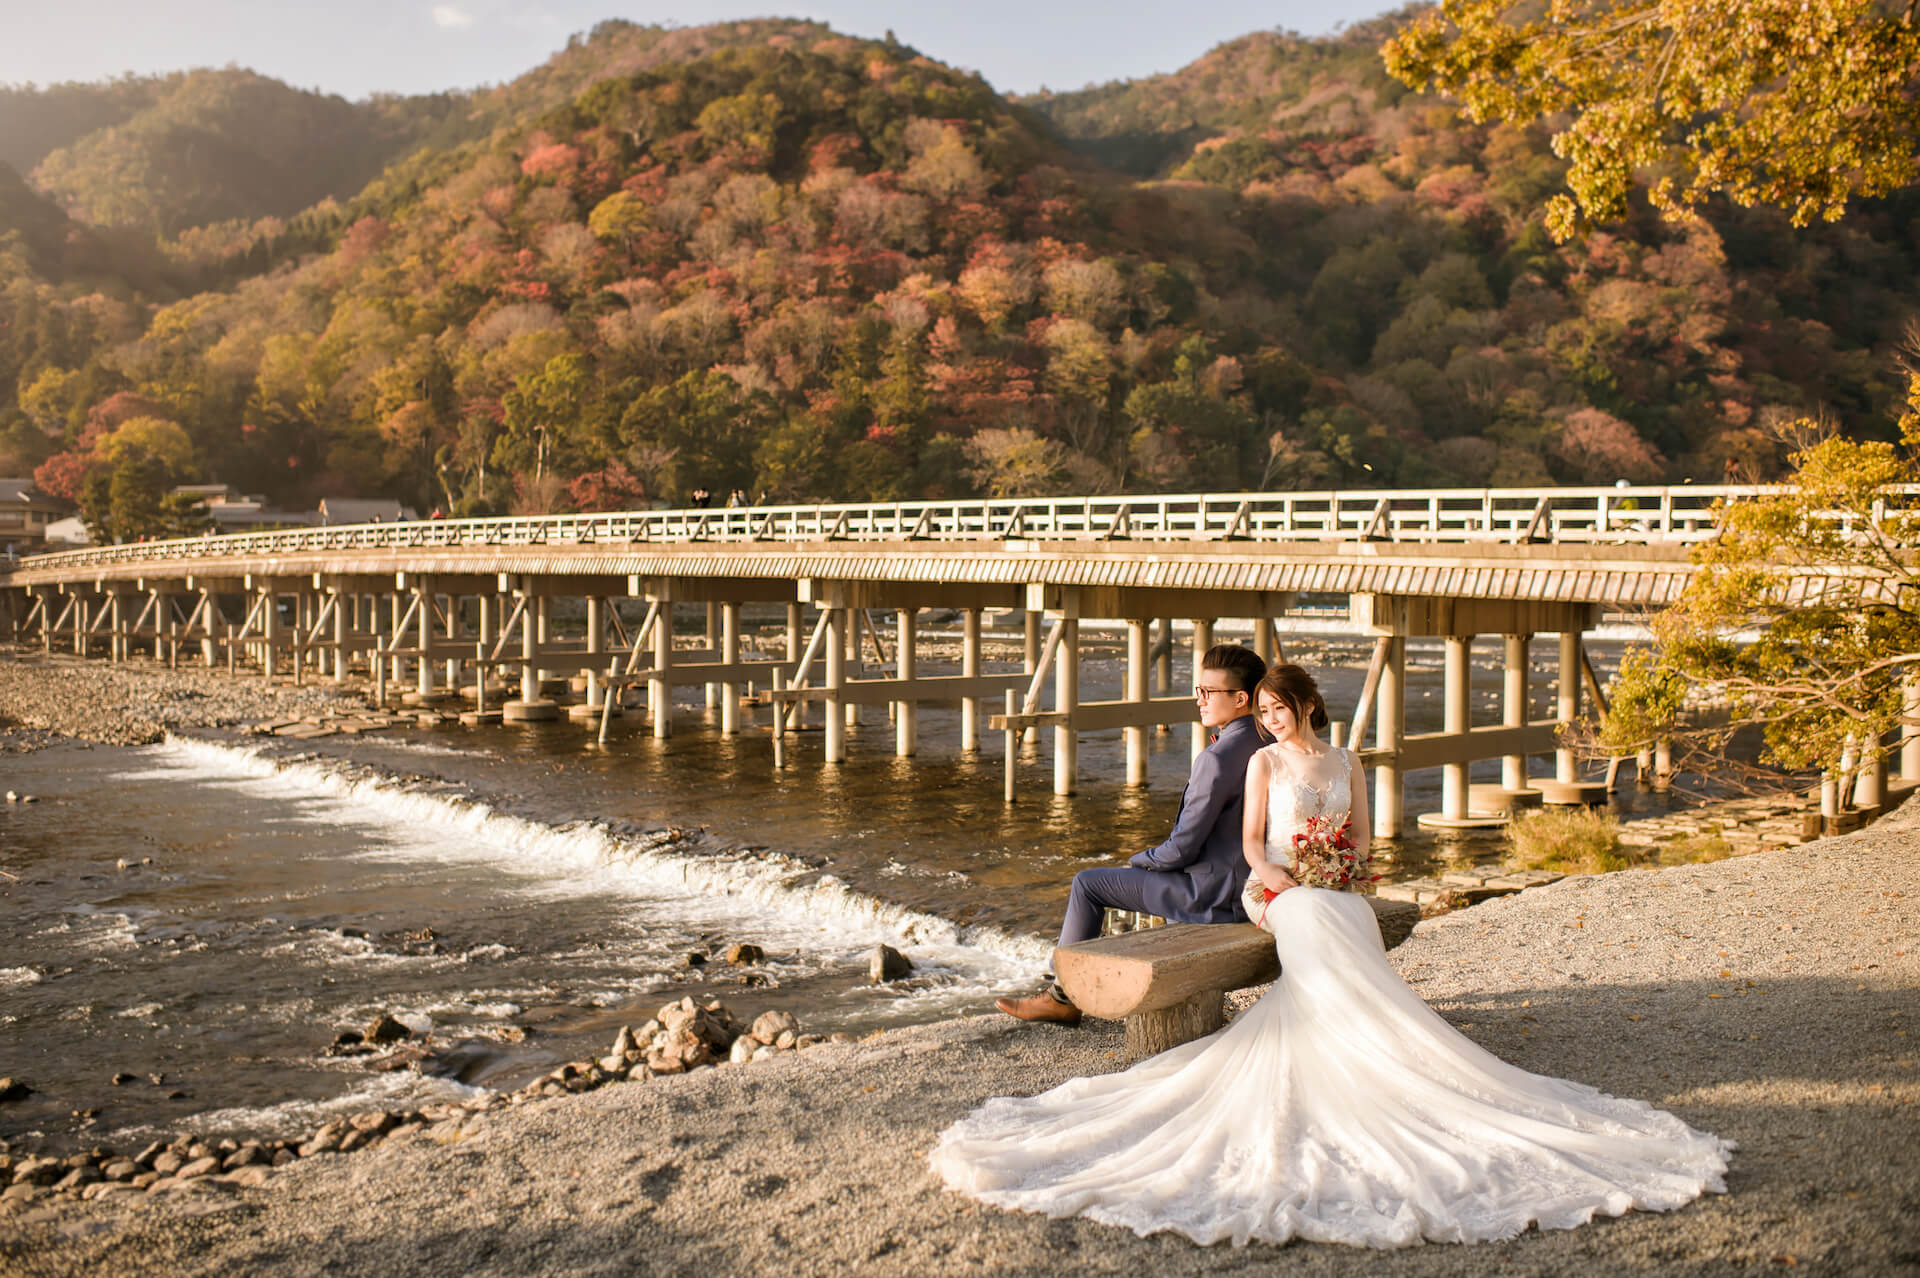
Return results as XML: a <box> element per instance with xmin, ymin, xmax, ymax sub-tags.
<box><xmin>0</xmin><ymin>651</ymin><xmax>363</xmax><ymax>749</ymax></box>
<box><xmin>4</xmin><ymin>784</ymin><xmax>1914</xmax><ymax>1275</ymax></box>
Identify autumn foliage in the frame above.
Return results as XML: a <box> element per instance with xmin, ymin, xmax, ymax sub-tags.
<box><xmin>0</xmin><ymin>16</ymin><xmax>1913</xmax><ymax>526</ymax></box>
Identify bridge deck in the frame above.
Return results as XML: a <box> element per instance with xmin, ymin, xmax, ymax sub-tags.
<box><xmin>1</xmin><ymin>485</ymin><xmax>1740</xmax><ymax>606</ymax></box>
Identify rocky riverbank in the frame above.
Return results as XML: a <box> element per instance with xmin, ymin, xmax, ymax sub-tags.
<box><xmin>0</xmin><ymin>995</ymin><xmax>836</xmax><ymax>1207</ymax></box>
<box><xmin>0</xmin><ymin>650</ymin><xmax>362</xmax><ymax>749</ymax></box>
<box><xmin>4</xmin><ymin>797</ymin><xmax>1914</xmax><ymax>1276</ymax></box>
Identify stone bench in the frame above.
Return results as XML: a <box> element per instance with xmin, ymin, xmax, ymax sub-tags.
<box><xmin>1053</xmin><ymin>897</ymin><xmax>1422</xmax><ymax>1060</ymax></box>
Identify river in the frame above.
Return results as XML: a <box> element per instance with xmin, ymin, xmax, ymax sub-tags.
<box><xmin>0</xmin><ymin>629</ymin><xmax>1688</xmax><ymax>1155</ymax></box>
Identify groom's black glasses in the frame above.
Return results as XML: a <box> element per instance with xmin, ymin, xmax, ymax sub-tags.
<box><xmin>1194</xmin><ymin>684</ymin><xmax>1245</xmax><ymax>701</ymax></box>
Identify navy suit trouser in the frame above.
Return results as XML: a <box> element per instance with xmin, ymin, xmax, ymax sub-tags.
<box><xmin>1057</xmin><ymin>866</ymin><xmax>1174</xmax><ymax>949</ymax></box>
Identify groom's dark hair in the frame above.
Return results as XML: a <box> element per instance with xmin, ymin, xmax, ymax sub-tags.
<box><xmin>1202</xmin><ymin>644</ymin><xmax>1266</xmax><ymax>696</ymax></box>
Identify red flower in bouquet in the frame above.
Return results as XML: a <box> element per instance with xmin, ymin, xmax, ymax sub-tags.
<box><xmin>1261</xmin><ymin>815</ymin><xmax>1380</xmax><ymax>901</ymax></box>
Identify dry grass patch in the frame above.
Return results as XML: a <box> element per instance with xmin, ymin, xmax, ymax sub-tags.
<box><xmin>1504</xmin><ymin>807</ymin><xmax>1640</xmax><ymax>875</ymax></box>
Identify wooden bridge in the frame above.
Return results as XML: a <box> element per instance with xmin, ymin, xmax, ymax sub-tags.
<box><xmin>0</xmin><ymin>486</ymin><xmax>1791</xmax><ymax>836</ymax></box>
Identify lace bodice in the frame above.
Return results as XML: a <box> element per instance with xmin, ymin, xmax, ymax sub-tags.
<box><xmin>1262</xmin><ymin>744</ymin><xmax>1354</xmax><ymax>866</ymax></box>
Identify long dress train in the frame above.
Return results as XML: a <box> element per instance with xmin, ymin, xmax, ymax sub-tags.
<box><xmin>929</xmin><ymin>745</ymin><xmax>1733</xmax><ymax>1248</ymax></box>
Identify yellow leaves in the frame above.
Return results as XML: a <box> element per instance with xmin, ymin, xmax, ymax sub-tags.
<box><xmin>1383</xmin><ymin>0</ymin><xmax>1920</xmax><ymax>240</ymax></box>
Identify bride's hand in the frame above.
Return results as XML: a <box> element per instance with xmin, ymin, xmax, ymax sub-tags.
<box><xmin>1261</xmin><ymin>869</ymin><xmax>1298</xmax><ymax>894</ymax></box>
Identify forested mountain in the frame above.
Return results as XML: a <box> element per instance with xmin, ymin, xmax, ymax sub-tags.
<box><xmin>11</xmin><ymin>70</ymin><xmax>464</xmax><ymax>234</ymax></box>
<box><xmin>0</xmin><ymin>15</ymin><xmax>1913</xmax><ymax>538</ymax></box>
<box><xmin>1021</xmin><ymin>19</ymin><xmax>1405</xmax><ymax>178</ymax></box>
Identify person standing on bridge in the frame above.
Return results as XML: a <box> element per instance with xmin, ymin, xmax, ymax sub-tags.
<box><xmin>997</xmin><ymin>643</ymin><xmax>1267</xmax><ymax>1024</ymax></box>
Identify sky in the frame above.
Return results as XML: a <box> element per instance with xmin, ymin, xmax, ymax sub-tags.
<box><xmin>1</xmin><ymin>1</ymin><xmax>1405</xmax><ymax>100</ymax></box>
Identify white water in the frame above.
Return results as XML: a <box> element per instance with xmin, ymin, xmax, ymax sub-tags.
<box><xmin>139</xmin><ymin>736</ymin><xmax>1050</xmax><ymax>1010</ymax></box>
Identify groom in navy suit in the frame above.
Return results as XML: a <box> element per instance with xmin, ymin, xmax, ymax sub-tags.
<box><xmin>998</xmin><ymin>643</ymin><xmax>1268</xmax><ymax>1023</ymax></box>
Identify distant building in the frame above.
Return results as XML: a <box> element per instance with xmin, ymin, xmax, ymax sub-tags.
<box><xmin>169</xmin><ymin>483</ymin><xmax>318</xmax><ymax>532</ymax></box>
<box><xmin>41</xmin><ymin>515</ymin><xmax>91</xmax><ymax>548</ymax></box>
<box><xmin>318</xmin><ymin>497</ymin><xmax>418</xmax><ymax>525</ymax></box>
<box><xmin>0</xmin><ymin>479</ymin><xmax>77</xmax><ymax>552</ymax></box>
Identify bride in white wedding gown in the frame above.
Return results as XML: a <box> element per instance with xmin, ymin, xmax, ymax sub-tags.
<box><xmin>931</xmin><ymin>664</ymin><xmax>1732</xmax><ymax>1248</ymax></box>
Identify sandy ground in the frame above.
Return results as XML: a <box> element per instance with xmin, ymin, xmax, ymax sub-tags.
<box><xmin>3</xmin><ymin>787</ymin><xmax>1915</xmax><ymax>1277</ymax></box>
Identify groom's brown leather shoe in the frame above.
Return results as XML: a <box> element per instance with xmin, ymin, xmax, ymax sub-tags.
<box><xmin>996</xmin><ymin>992</ymin><xmax>1082</xmax><ymax>1025</ymax></box>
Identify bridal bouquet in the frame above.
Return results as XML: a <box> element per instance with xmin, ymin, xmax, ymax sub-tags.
<box><xmin>1263</xmin><ymin>815</ymin><xmax>1378</xmax><ymax>898</ymax></box>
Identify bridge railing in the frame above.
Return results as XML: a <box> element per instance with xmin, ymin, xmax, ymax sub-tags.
<box><xmin>2</xmin><ymin>485</ymin><xmax>1779</xmax><ymax>576</ymax></box>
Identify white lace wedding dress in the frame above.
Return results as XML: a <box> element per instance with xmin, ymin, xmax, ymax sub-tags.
<box><xmin>930</xmin><ymin>745</ymin><xmax>1733</xmax><ymax>1248</ymax></box>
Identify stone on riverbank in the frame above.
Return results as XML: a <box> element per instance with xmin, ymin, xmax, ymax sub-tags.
<box><xmin>0</xmin><ymin>1078</ymin><xmax>33</xmax><ymax>1103</ymax></box>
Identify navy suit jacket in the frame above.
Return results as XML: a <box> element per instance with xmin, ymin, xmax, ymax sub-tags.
<box><xmin>1125</xmin><ymin>714</ymin><xmax>1263</xmax><ymax>923</ymax></box>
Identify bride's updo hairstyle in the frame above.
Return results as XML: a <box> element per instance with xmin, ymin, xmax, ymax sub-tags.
<box><xmin>1255</xmin><ymin>664</ymin><xmax>1329</xmax><ymax>732</ymax></box>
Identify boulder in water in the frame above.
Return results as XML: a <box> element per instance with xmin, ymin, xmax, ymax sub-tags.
<box><xmin>868</xmin><ymin>944</ymin><xmax>914</xmax><ymax>983</ymax></box>
<box><xmin>365</xmin><ymin>1015</ymin><xmax>411</xmax><ymax>1044</ymax></box>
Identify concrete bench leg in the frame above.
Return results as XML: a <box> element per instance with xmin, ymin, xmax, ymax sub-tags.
<box><xmin>1125</xmin><ymin>990</ymin><xmax>1225</xmax><ymax>1061</ymax></box>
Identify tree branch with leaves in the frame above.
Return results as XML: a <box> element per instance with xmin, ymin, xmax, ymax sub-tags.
<box><xmin>1383</xmin><ymin>0</ymin><xmax>1920</xmax><ymax>239</ymax></box>
<box><xmin>1598</xmin><ymin>357</ymin><xmax>1920</xmax><ymax>784</ymax></box>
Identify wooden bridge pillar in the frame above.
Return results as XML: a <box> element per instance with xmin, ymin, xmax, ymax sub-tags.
<box><xmin>1054</xmin><ymin>591</ymin><xmax>1081</xmax><ymax>797</ymax></box>
<box><xmin>476</xmin><ymin>593</ymin><xmax>498</xmax><ymax>697</ymax></box>
<box><xmin>720</xmin><ymin>601</ymin><xmax>741</xmax><ymax>736</ymax></box>
<box><xmin>1442</xmin><ymin>635</ymin><xmax>1474</xmax><ymax>819</ymax></box>
<box><xmin>1189</xmin><ymin>618</ymin><xmax>1215</xmax><ymax>762</ymax></box>
<box><xmin>583</xmin><ymin>595</ymin><xmax>605</xmax><ymax>711</ymax></box>
<box><xmin>154</xmin><ymin>588</ymin><xmax>176</xmax><ymax>668</ymax></box>
<box><xmin>895</xmin><ymin>607</ymin><xmax>917</xmax><ymax>756</ymax></box>
<box><xmin>649</xmin><ymin>589</ymin><xmax>673</xmax><ymax>739</ymax></box>
<box><xmin>106</xmin><ymin>587</ymin><xmax>127</xmax><ymax>663</ymax></box>
<box><xmin>503</xmin><ymin>577</ymin><xmax>558</xmax><ymax>721</ymax></box>
<box><xmin>1503</xmin><ymin>634</ymin><xmax>1531</xmax><ymax>791</ymax></box>
<box><xmin>414</xmin><ymin>576</ymin><xmax>437</xmax><ymax>700</ymax></box>
<box><xmin>1374</xmin><ymin>634</ymin><xmax>1406</xmax><ymax>840</ymax></box>
<box><xmin>1022</xmin><ymin>608</ymin><xmax>1041</xmax><ymax>745</ymax></box>
<box><xmin>1154</xmin><ymin>617</ymin><xmax>1175</xmax><ymax>736</ymax></box>
<box><xmin>1125</xmin><ymin>619</ymin><xmax>1150</xmax><ymax>786</ymax></box>
<box><xmin>842</xmin><ymin>608</ymin><xmax>860</xmax><ymax>731</ymax></box>
<box><xmin>330</xmin><ymin>588</ymin><xmax>349</xmax><ymax>683</ymax></box>
<box><xmin>1903</xmin><ymin>674</ymin><xmax>1920</xmax><ymax>781</ymax></box>
<box><xmin>384</xmin><ymin>591</ymin><xmax>402</xmax><ymax>686</ymax></box>
<box><xmin>823</xmin><ymin>606</ymin><xmax>846</xmax><ymax>763</ymax></box>
<box><xmin>960</xmin><ymin>607</ymin><xmax>982</xmax><ymax>752</ymax></box>
<box><xmin>1557</xmin><ymin>630</ymin><xmax>1583</xmax><ymax>783</ymax></box>
<box><xmin>784</xmin><ymin>602</ymin><xmax>805</xmax><ymax>729</ymax></box>
<box><xmin>704</xmin><ymin>602</ymin><xmax>720</xmax><ymax>710</ymax></box>
<box><xmin>261</xmin><ymin>587</ymin><xmax>282</xmax><ymax>679</ymax></box>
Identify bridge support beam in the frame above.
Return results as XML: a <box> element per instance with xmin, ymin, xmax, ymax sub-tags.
<box><xmin>649</xmin><ymin>589</ymin><xmax>674</xmax><ymax>739</ymax></box>
<box><xmin>1557</xmin><ymin>630</ymin><xmax>1583</xmax><ymax>783</ymax></box>
<box><xmin>581</xmin><ymin>595</ymin><xmax>605</xmax><ymax>713</ymax></box>
<box><xmin>895</xmin><ymin>607</ymin><xmax>916</xmax><ymax>756</ymax></box>
<box><xmin>704</xmin><ymin>602</ymin><xmax>720</xmax><ymax>710</ymax></box>
<box><xmin>1053</xmin><ymin>592</ymin><xmax>1080</xmax><ymax>797</ymax></box>
<box><xmin>1125</xmin><ymin>619</ymin><xmax>1149</xmax><ymax>786</ymax></box>
<box><xmin>414</xmin><ymin>577</ymin><xmax>437</xmax><ymax>701</ymax></box>
<box><xmin>1441</xmin><ymin>635</ymin><xmax>1473</xmax><ymax>820</ymax></box>
<box><xmin>960</xmin><ymin>607</ymin><xmax>981</xmax><ymax>753</ymax></box>
<box><xmin>1903</xmin><ymin>674</ymin><xmax>1920</xmax><ymax>781</ymax></box>
<box><xmin>1189</xmin><ymin>619</ymin><xmax>1214</xmax><ymax>763</ymax></box>
<box><xmin>503</xmin><ymin>577</ymin><xmax>558</xmax><ymax>721</ymax></box>
<box><xmin>824</xmin><ymin>606</ymin><xmax>846</xmax><ymax>763</ymax></box>
<box><xmin>720</xmin><ymin>602</ymin><xmax>740</xmax><ymax>736</ymax></box>
<box><xmin>1503</xmin><ymin>634</ymin><xmax>1531</xmax><ymax>791</ymax></box>
<box><xmin>330</xmin><ymin>588</ymin><xmax>348</xmax><ymax>683</ymax></box>
<box><xmin>1373</xmin><ymin>634</ymin><xmax>1406</xmax><ymax>841</ymax></box>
